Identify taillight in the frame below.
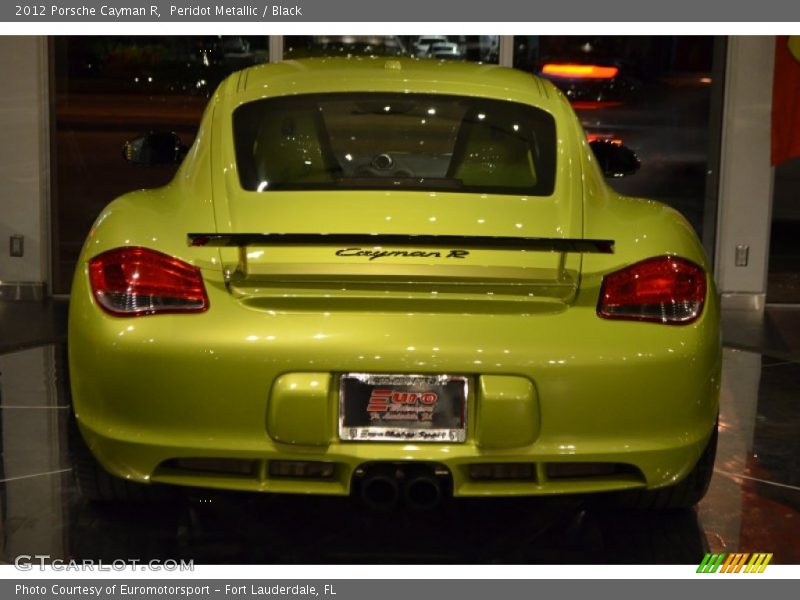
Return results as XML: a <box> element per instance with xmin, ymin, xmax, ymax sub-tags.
<box><xmin>597</xmin><ymin>256</ymin><xmax>706</xmax><ymax>324</ymax></box>
<box><xmin>89</xmin><ymin>247</ymin><xmax>208</xmax><ymax>316</ymax></box>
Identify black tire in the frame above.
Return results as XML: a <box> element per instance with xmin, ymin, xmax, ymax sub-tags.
<box><xmin>70</xmin><ymin>421</ymin><xmax>158</xmax><ymax>502</ymax></box>
<box><xmin>615</xmin><ymin>421</ymin><xmax>718</xmax><ymax>510</ymax></box>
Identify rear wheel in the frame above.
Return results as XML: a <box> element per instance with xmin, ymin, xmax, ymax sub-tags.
<box><xmin>70</xmin><ymin>421</ymin><xmax>159</xmax><ymax>502</ymax></box>
<box><xmin>615</xmin><ymin>421</ymin><xmax>718</xmax><ymax>510</ymax></box>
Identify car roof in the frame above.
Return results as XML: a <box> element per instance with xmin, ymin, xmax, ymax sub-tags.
<box><xmin>224</xmin><ymin>57</ymin><xmax>559</xmax><ymax>110</ymax></box>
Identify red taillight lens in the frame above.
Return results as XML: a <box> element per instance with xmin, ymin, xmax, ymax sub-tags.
<box><xmin>89</xmin><ymin>247</ymin><xmax>208</xmax><ymax>316</ymax></box>
<box><xmin>597</xmin><ymin>256</ymin><xmax>706</xmax><ymax>324</ymax></box>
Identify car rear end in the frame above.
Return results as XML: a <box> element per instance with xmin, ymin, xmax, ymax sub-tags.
<box><xmin>69</xmin><ymin>59</ymin><xmax>720</xmax><ymax>504</ymax></box>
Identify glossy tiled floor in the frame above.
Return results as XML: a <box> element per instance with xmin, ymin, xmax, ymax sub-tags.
<box><xmin>1</xmin><ymin>302</ymin><xmax>798</xmax><ymax>564</ymax></box>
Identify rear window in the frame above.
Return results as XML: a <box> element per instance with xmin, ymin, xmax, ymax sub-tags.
<box><xmin>233</xmin><ymin>93</ymin><xmax>557</xmax><ymax>195</ymax></box>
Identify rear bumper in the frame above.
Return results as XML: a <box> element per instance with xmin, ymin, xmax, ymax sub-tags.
<box><xmin>78</xmin><ymin>423</ymin><xmax>711</xmax><ymax>497</ymax></box>
<box><xmin>69</xmin><ymin>267</ymin><xmax>721</xmax><ymax>497</ymax></box>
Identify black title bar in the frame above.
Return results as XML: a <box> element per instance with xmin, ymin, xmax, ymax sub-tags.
<box><xmin>4</xmin><ymin>0</ymin><xmax>800</xmax><ymax>21</ymax></box>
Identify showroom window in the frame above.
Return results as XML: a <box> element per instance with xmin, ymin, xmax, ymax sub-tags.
<box><xmin>513</xmin><ymin>36</ymin><xmax>724</xmax><ymax>251</ymax></box>
<box><xmin>50</xmin><ymin>36</ymin><xmax>268</xmax><ymax>294</ymax></box>
<box><xmin>767</xmin><ymin>36</ymin><xmax>800</xmax><ymax>303</ymax></box>
<box><xmin>283</xmin><ymin>35</ymin><xmax>500</xmax><ymax>63</ymax></box>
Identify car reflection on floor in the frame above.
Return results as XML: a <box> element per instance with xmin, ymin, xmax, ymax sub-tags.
<box><xmin>63</xmin><ymin>484</ymin><xmax>707</xmax><ymax>565</ymax></box>
<box><xmin>1</xmin><ymin>345</ymin><xmax>798</xmax><ymax>564</ymax></box>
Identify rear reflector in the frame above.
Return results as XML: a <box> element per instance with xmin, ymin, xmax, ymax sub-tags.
<box><xmin>468</xmin><ymin>463</ymin><xmax>536</xmax><ymax>481</ymax></box>
<box><xmin>597</xmin><ymin>256</ymin><xmax>706</xmax><ymax>324</ymax></box>
<box><xmin>269</xmin><ymin>461</ymin><xmax>336</xmax><ymax>479</ymax></box>
<box><xmin>89</xmin><ymin>247</ymin><xmax>208</xmax><ymax>316</ymax></box>
<box><xmin>541</xmin><ymin>63</ymin><xmax>619</xmax><ymax>80</ymax></box>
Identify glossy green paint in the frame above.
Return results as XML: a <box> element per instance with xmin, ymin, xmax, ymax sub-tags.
<box><xmin>476</xmin><ymin>375</ymin><xmax>539</xmax><ymax>450</ymax></box>
<box><xmin>69</xmin><ymin>58</ymin><xmax>721</xmax><ymax>497</ymax></box>
<box><xmin>268</xmin><ymin>373</ymin><xmax>332</xmax><ymax>446</ymax></box>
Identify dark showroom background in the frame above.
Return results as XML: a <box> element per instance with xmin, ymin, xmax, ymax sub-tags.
<box><xmin>0</xmin><ymin>35</ymin><xmax>798</xmax><ymax>564</ymax></box>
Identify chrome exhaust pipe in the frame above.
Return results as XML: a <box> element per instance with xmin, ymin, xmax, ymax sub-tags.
<box><xmin>359</xmin><ymin>467</ymin><xmax>400</xmax><ymax>511</ymax></box>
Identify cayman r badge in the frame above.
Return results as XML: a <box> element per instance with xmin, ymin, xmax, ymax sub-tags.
<box><xmin>335</xmin><ymin>247</ymin><xmax>470</xmax><ymax>261</ymax></box>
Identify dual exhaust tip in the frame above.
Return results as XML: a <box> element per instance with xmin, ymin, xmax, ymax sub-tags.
<box><xmin>357</xmin><ymin>463</ymin><xmax>449</xmax><ymax>511</ymax></box>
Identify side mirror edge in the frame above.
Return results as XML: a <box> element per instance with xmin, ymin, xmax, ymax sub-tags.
<box><xmin>122</xmin><ymin>132</ymin><xmax>187</xmax><ymax>167</ymax></box>
<box><xmin>589</xmin><ymin>139</ymin><xmax>641</xmax><ymax>178</ymax></box>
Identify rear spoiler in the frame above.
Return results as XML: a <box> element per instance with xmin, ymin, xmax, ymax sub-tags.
<box><xmin>187</xmin><ymin>233</ymin><xmax>614</xmax><ymax>254</ymax></box>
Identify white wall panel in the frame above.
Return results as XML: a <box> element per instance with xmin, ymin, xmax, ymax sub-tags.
<box><xmin>0</xmin><ymin>36</ymin><xmax>48</xmax><ymax>287</ymax></box>
<box><xmin>716</xmin><ymin>36</ymin><xmax>775</xmax><ymax>301</ymax></box>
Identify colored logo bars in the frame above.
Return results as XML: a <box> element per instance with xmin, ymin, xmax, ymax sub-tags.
<box><xmin>697</xmin><ymin>553</ymin><xmax>773</xmax><ymax>573</ymax></box>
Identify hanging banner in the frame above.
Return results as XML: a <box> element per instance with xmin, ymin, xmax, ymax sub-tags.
<box><xmin>771</xmin><ymin>35</ymin><xmax>800</xmax><ymax>166</ymax></box>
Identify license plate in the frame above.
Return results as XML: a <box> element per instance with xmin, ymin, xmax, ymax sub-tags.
<box><xmin>339</xmin><ymin>373</ymin><xmax>468</xmax><ymax>442</ymax></box>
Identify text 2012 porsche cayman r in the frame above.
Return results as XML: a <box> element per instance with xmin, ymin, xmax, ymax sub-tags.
<box><xmin>69</xmin><ymin>57</ymin><xmax>720</xmax><ymax>510</ymax></box>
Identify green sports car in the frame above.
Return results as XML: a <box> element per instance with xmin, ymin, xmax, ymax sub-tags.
<box><xmin>69</xmin><ymin>57</ymin><xmax>720</xmax><ymax>510</ymax></box>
